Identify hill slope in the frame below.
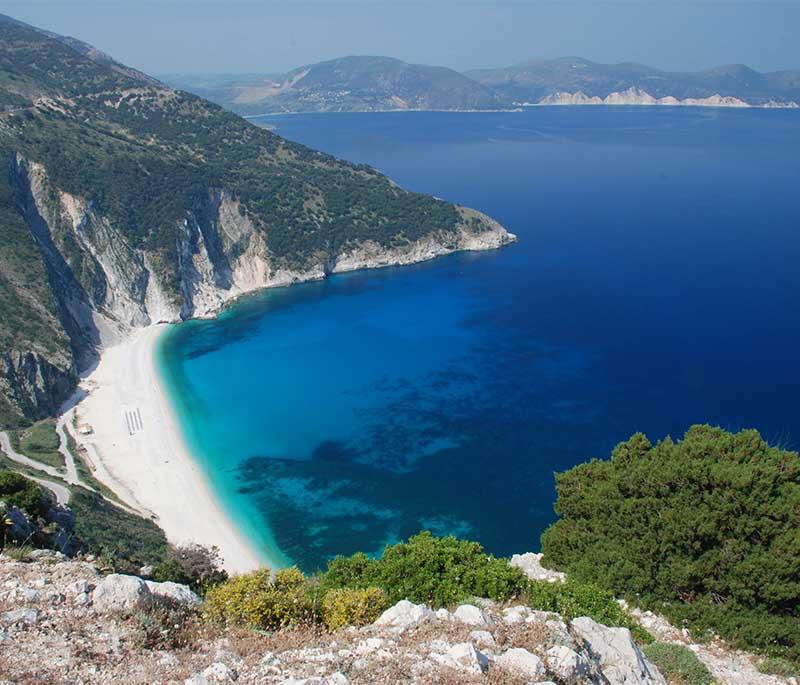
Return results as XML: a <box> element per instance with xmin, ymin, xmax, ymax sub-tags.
<box><xmin>466</xmin><ymin>57</ymin><xmax>800</xmax><ymax>106</ymax></box>
<box><xmin>0</xmin><ymin>16</ymin><xmax>513</xmax><ymax>427</ymax></box>
<box><xmin>164</xmin><ymin>56</ymin><xmax>513</xmax><ymax>114</ymax></box>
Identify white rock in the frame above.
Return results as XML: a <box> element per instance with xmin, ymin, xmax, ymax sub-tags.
<box><xmin>496</xmin><ymin>647</ymin><xmax>546</xmax><ymax>679</ymax></box>
<box><xmin>435</xmin><ymin>608</ymin><xmax>451</xmax><ymax>621</ymax></box>
<box><xmin>20</xmin><ymin>587</ymin><xmax>40</xmax><ymax>602</ymax></box>
<box><xmin>427</xmin><ymin>639</ymin><xmax>451</xmax><ymax>653</ymax></box>
<box><xmin>374</xmin><ymin>599</ymin><xmax>434</xmax><ymax>630</ymax></box>
<box><xmin>91</xmin><ymin>574</ymin><xmax>152</xmax><ymax>613</ymax></box>
<box><xmin>545</xmin><ymin>645</ymin><xmax>589</xmax><ymax>683</ymax></box>
<box><xmin>571</xmin><ymin>617</ymin><xmax>666</xmax><ymax>684</ymax></box>
<box><xmin>354</xmin><ymin>637</ymin><xmax>385</xmax><ymax>655</ymax></box>
<box><xmin>145</xmin><ymin>579</ymin><xmax>201</xmax><ymax>606</ymax></box>
<box><xmin>453</xmin><ymin>604</ymin><xmax>493</xmax><ymax>627</ymax></box>
<box><xmin>502</xmin><ymin>605</ymin><xmax>558</xmax><ymax>625</ymax></box>
<box><xmin>430</xmin><ymin>642</ymin><xmax>490</xmax><ymax>674</ymax></box>
<box><xmin>1</xmin><ymin>608</ymin><xmax>38</xmax><ymax>625</ymax></box>
<box><xmin>510</xmin><ymin>552</ymin><xmax>566</xmax><ymax>583</ymax></box>
<box><xmin>66</xmin><ymin>580</ymin><xmax>91</xmax><ymax>596</ymax></box>
<box><xmin>185</xmin><ymin>662</ymin><xmax>238</xmax><ymax>684</ymax></box>
<box><xmin>469</xmin><ymin>630</ymin><xmax>496</xmax><ymax>648</ymax></box>
<box><xmin>278</xmin><ymin>676</ymin><xmax>347</xmax><ymax>685</ymax></box>
<box><xmin>546</xmin><ymin>618</ymin><xmax>576</xmax><ymax>648</ymax></box>
<box><xmin>158</xmin><ymin>651</ymin><xmax>179</xmax><ymax>667</ymax></box>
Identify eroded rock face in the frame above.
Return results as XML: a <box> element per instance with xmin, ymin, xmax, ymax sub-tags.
<box><xmin>4</xmin><ymin>156</ymin><xmax>515</xmax><ymax>425</ymax></box>
<box><xmin>571</xmin><ymin>616</ymin><xmax>667</xmax><ymax>684</ymax></box>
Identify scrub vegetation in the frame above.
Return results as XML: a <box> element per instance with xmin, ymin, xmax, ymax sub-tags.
<box><xmin>541</xmin><ymin>424</ymin><xmax>800</xmax><ymax>665</ymax></box>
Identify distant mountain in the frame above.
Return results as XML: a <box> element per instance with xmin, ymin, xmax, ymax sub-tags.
<box><xmin>166</xmin><ymin>56</ymin><xmax>800</xmax><ymax>114</ymax></box>
<box><xmin>162</xmin><ymin>56</ymin><xmax>512</xmax><ymax>114</ymax></box>
<box><xmin>466</xmin><ymin>57</ymin><xmax>800</xmax><ymax>106</ymax></box>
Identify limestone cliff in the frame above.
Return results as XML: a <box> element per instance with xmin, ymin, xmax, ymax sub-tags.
<box><xmin>3</xmin><ymin>152</ymin><xmax>514</xmax><ymax>424</ymax></box>
<box><xmin>0</xmin><ymin>13</ymin><xmax>515</xmax><ymax>426</ymax></box>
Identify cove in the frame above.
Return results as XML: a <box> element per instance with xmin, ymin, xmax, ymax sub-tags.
<box><xmin>158</xmin><ymin>107</ymin><xmax>800</xmax><ymax>572</ymax></box>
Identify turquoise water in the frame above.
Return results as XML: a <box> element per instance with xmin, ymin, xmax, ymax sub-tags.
<box><xmin>158</xmin><ymin>107</ymin><xmax>800</xmax><ymax>572</ymax></box>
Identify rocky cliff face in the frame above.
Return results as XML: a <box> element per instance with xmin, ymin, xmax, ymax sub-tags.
<box><xmin>3</xmin><ymin>152</ymin><xmax>514</xmax><ymax>423</ymax></box>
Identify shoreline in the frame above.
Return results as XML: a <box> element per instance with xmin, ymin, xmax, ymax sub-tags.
<box><xmin>71</xmin><ymin>324</ymin><xmax>273</xmax><ymax>573</ymax></box>
<box><xmin>243</xmin><ymin>101</ymin><xmax>800</xmax><ymax>118</ymax></box>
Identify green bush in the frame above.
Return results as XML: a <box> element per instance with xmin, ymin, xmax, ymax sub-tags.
<box><xmin>152</xmin><ymin>544</ymin><xmax>228</xmax><ymax>594</ymax></box>
<box><xmin>527</xmin><ymin>579</ymin><xmax>653</xmax><ymax>644</ymax></box>
<box><xmin>322</xmin><ymin>532</ymin><xmax>528</xmax><ymax>607</ymax></box>
<box><xmin>68</xmin><ymin>488</ymin><xmax>169</xmax><ymax>572</ymax></box>
<box><xmin>541</xmin><ymin>425</ymin><xmax>800</xmax><ymax>662</ymax></box>
<box><xmin>642</xmin><ymin>643</ymin><xmax>715</xmax><ymax>685</ymax></box>
<box><xmin>0</xmin><ymin>471</ymin><xmax>46</xmax><ymax>517</ymax></box>
<box><xmin>321</xmin><ymin>587</ymin><xmax>390</xmax><ymax>631</ymax></box>
<box><xmin>134</xmin><ymin>597</ymin><xmax>199</xmax><ymax>651</ymax></box>
<box><xmin>757</xmin><ymin>656</ymin><xmax>799</xmax><ymax>678</ymax></box>
<box><xmin>205</xmin><ymin>567</ymin><xmax>318</xmax><ymax>630</ymax></box>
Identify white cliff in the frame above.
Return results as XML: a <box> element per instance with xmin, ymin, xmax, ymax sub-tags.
<box><xmin>536</xmin><ymin>87</ymin><xmax>797</xmax><ymax>108</ymax></box>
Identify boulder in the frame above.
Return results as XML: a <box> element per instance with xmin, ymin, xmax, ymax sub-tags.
<box><xmin>545</xmin><ymin>645</ymin><xmax>589</xmax><ymax>683</ymax></box>
<box><xmin>571</xmin><ymin>617</ymin><xmax>666</xmax><ymax>684</ymax></box>
<box><xmin>146</xmin><ymin>580</ymin><xmax>201</xmax><ymax>606</ymax></box>
<box><xmin>453</xmin><ymin>604</ymin><xmax>494</xmax><ymax>627</ymax></box>
<box><xmin>91</xmin><ymin>574</ymin><xmax>152</xmax><ymax>613</ymax></box>
<box><xmin>469</xmin><ymin>630</ymin><xmax>496</xmax><ymax>649</ymax></box>
<box><xmin>430</xmin><ymin>643</ymin><xmax>490</xmax><ymax>674</ymax></box>
<box><xmin>374</xmin><ymin>600</ymin><xmax>434</xmax><ymax>630</ymax></box>
<box><xmin>495</xmin><ymin>647</ymin><xmax>546</xmax><ymax>679</ymax></box>
<box><xmin>28</xmin><ymin>548</ymin><xmax>66</xmax><ymax>561</ymax></box>
<box><xmin>509</xmin><ymin>552</ymin><xmax>566</xmax><ymax>583</ymax></box>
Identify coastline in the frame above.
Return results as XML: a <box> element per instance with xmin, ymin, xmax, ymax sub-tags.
<box><xmin>71</xmin><ymin>324</ymin><xmax>272</xmax><ymax>573</ymax></box>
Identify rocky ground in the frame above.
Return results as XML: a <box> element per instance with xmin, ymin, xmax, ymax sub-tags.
<box><xmin>0</xmin><ymin>552</ymin><xmax>794</xmax><ymax>685</ymax></box>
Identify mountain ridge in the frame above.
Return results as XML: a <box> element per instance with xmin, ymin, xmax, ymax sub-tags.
<box><xmin>163</xmin><ymin>55</ymin><xmax>800</xmax><ymax>114</ymax></box>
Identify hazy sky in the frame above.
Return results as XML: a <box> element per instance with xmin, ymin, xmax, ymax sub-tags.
<box><xmin>1</xmin><ymin>1</ymin><xmax>798</xmax><ymax>76</ymax></box>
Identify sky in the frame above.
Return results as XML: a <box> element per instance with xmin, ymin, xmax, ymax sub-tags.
<box><xmin>1</xmin><ymin>1</ymin><xmax>798</xmax><ymax>76</ymax></box>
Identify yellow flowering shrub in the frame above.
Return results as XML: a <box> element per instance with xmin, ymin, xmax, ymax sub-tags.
<box><xmin>204</xmin><ymin>567</ymin><xmax>318</xmax><ymax>629</ymax></box>
<box><xmin>321</xmin><ymin>586</ymin><xmax>389</xmax><ymax>631</ymax></box>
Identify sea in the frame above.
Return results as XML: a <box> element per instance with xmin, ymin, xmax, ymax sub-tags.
<box><xmin>157</xmin><ymin>106</ymin><xmax>800</xmax><ymax>571</ymax></box>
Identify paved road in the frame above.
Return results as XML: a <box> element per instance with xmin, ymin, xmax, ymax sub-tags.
<box><xmin>55</xmin><ymin>408</ymin><xmax>93</xmax><ymax>489</ymax></box>
<box><xmin>28</xmin><ymin>475</ymin><xmax>71</xmax><ymax>506</ymax></box>
<box><xmin>0</xmin><ymin>430</ymin><xmax>64</xmax><ymax>480</ymax></box>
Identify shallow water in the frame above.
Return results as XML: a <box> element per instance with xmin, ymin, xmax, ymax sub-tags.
<box><xmin>158</xmin><ymin>107</ymin><xmax>800</xmax><ymax>571</ymax></box>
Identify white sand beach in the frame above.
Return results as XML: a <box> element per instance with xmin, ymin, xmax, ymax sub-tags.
<box><xmin>71</xmin><ymin>325</ymin><xmax>269</xmax><ymax>573</ymax></box>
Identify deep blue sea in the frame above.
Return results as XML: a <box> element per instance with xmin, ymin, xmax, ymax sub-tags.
<box><xmin>158</xmin><ymin>107</ymin><xmax>800</xmax><ymax>572</ymax></box>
